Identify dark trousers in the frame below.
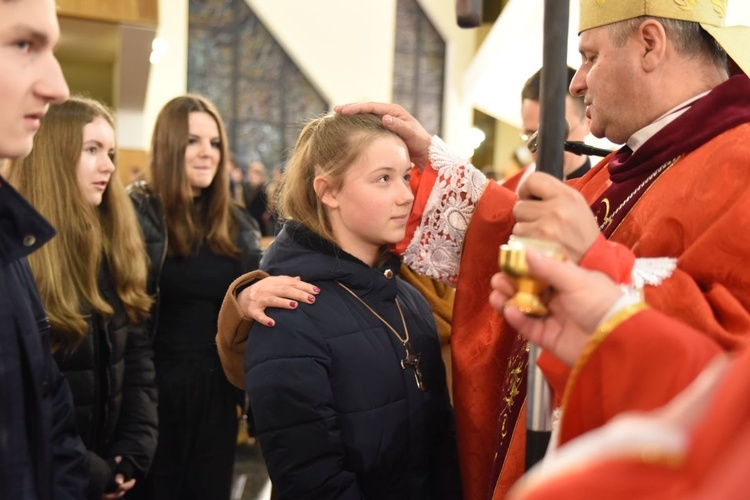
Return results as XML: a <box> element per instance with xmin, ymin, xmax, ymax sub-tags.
<box><xmin>130</xmin><ymin>353</ymin><xmax>243</xmax><ymax>500</ymax></box>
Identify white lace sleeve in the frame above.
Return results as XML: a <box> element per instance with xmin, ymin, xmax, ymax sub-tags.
<box><xmin>402</xmin><ymin>135</ymin><xmax>488</xmax><ymax>286</ymax></box>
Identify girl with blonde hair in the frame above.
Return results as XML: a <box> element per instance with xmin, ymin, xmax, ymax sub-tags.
<box><xmin>244</xmin><ymin>113</ymin><xmax>461</xmax><ymax>498</ymax></box>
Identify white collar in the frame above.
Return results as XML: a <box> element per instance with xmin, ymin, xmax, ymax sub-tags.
<box><xmin>627</xmin><ymin>90</ymin><xmax>710</xmax><ymax>153</ymax></box>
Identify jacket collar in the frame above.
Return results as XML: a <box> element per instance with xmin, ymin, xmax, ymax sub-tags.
<box><xmin>263</xmin><ymin>221</ymin><xmax>402</xmax><ymax>301</ymax></box>
<box><xmin>0</xmin><ymin>177</ymin><xmax>55</xmax><ymax>264</ymax></box>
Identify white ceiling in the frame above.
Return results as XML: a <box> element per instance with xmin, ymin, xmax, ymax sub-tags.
<box><xmin>465</xmin><ymin>0</ymin><xmax>750</xmax><ymax>129</ymax></box>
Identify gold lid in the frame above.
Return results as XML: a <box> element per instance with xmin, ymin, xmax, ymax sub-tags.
<box><xmin>579</xmin><ymin>0</ymin><xmax>750</xmax><ymax>76</ymax></box>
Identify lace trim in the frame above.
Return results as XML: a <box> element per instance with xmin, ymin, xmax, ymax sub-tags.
<box><xmin>631</xmin><ymin>257</ymin><xmax>677</xmax><ymax>288</ymax></box>
<box><xmin>545</xmin><ymin>406</ymin><xmax>563</xmax><ymax>457</ymax></box>
<box><xmin>402</xmin><ymin>136</ymin><xmax>488</xmax><ymax>286</ymax></box>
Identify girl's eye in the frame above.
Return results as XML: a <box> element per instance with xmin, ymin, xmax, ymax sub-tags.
<box><xmin>377</xmin><ymin>175</ymin><xmax>389</xmax><ymax>183</ymax></box>
<box><xmin>86</xmin><ymin>147</ymin><xmax>97</xmax><ymax>154</ymax></box>
<box><xmin>188</xmin><ymin>137</ymin><xmax>198</xmax><ymax>145</ymax></box>
<box><xmin>403</xmin><ymin>173</ymin><xmax>411</xmax><ymax>183</ymax></box>
<box><xmin>211</xmin><ymin>141</ymin><xmax>221</xmax><ymax>149</ymax></box>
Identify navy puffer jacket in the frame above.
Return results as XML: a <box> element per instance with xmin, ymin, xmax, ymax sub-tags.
<box><xmin>245</xmin><ymin>222</ymin><xmax>462</xmax><ymax>499</ymax></box>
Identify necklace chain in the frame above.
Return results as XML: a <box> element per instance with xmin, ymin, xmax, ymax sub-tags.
<box><xmin>336</xmin><ymin>281</ymin><xmax>426</xmax><ymax>391</ymax></box>
<box><xmin>337</xmin><ymin>282</ymin><xmax>409</xmax><ymax>343</ymax></box>
<box><xmin>599</xmin><ymin>156</ymin><xmax>679</xmax><ymax>231</ymax></box>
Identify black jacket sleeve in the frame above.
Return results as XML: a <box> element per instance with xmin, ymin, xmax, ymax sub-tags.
<box><xmin>49</xmin><ymin>360</ymin><xmax>89</xmax><ymax>500</ymax></box>
<box><xmin>428</xmin><ymin>372</ymin><xmax>462</xmax><ymax>499</ymax></box>
<box><xmin>106</xmin><ymin>321</ymin><xmax>158</xmax><ymax>477</ymax></box>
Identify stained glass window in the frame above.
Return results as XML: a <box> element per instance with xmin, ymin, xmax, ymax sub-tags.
<box><xmin>393</xmin><ymin>0</ymin><xmax>446</xmax><ymax>136</ymax></box>
<box><xmin>188</xmin><ymin>0</ymin><xmax>328</xmax><ymax>169</ymax></box>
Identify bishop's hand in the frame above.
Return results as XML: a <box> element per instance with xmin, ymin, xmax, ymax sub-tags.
<box><xmin>335</xmin><ymin>102</ymin><xmax>432</xmax><ymax>171</ymax></box>
<box><xmin>489</xmin><ymin>247</ymin><xmax>622</xmax><ymax>366</ymax></box>
<box><xmin>512</xmin><ymin>171</ymin><xmax>601</xmax><ymax>263</ymax></box>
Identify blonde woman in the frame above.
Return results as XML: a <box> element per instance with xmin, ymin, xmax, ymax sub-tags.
<box><xmin>11</xmin><ymin>96</ymin><xmax>157</xmax><ymax>499</ymax></box>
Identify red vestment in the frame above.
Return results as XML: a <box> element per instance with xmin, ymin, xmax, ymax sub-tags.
<box><xmin>400</xmin><ymin>76</ymin><xmax>750</xmax><ymax>499</ymax></box>
<box><xmin>509</xmin><ymin>309</ymin><xmax>750</xmax><ymax>500</ymax></box>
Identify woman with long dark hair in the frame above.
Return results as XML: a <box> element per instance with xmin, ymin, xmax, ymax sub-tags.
<box><xmin>128</xmin><ymin>94</ymin><xmax>262</xmax><ymax>499</ymax></box>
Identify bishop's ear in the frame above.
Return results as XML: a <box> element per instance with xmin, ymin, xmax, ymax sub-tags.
<box><xmin>638</xmin><ymin>19</ymin><xmax>668</xmax><ymax>72</ymax></box>
<box><xmin>314</xmin><ymin>175</ymin><xmax>339</xmax><ymax>209</ymax></box>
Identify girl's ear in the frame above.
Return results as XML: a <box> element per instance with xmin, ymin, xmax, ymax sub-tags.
<box><xmin>314</xmin><ymin>175</ymin><xmax>338</xmax><ymax>209</ymax></box>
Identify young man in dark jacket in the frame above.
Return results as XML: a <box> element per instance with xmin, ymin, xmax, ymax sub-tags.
<box><xmin>0</xmin><ymin>0</ymin><xmax>88</xmax><ymax>498</ymax></box>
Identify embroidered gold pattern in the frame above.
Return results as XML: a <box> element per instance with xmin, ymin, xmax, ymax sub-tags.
<box><xmin>497</xmin><ymin>337</ymin><xmax>529</xmax><ymax>442</ymax></box>
<box><xmin>503</xmin><ymin>365</ymin><xmax>524</xmax><ymax>408</ymax></box>
<box><xmin>712</xmin><ymin>0</ymin><xmax>727</xmax><ymax>17</ymax></box>
<box><xmin>673</xmin><ymin>0</ymin><xmax>698</xmax><ymax>11</ymax></box>
<box><xmin>600</xmin><ymin>198</ymin><xmax>612</xmax><ymax>228</ymax></box>
<box><xmin>672</xmin><ymin>0</ymin><xmax>726</xmax><ymax>16</ymax></box>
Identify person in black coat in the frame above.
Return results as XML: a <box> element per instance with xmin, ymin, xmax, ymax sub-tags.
<box><xmin>11</xmin><ymin>97</ymin><xmax>158</xmax><ymax>499</ymax></box>
<box><xmin>244</xmin><ymin>113</ymin><xmax>462</xmax><ymax>499</ymax></box>
<box><xmin>0</xmin><ymin>2</ymin><xmax>87</xmax><ymax>498</ymax></box>
<box><xmin>127</xmin><ymin>94</ymin><xmax>263</xmax><ymax>500</ymax></box>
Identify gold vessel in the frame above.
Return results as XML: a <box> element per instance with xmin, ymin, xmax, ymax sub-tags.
<box><xmin>498</xmin><ymin>236</ymin><xmax>564</xmax><ymax>317</ymax></box>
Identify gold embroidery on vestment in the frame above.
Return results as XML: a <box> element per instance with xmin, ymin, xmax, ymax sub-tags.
<box><xmin>600</xmin><ymin>198</ymin><xmax>612</xmax><ymax>228</ymax></box>
<box><xmin>497</xmin><ymin>337</ymin><xmax>529</xmax><ymax>447</ymax></box>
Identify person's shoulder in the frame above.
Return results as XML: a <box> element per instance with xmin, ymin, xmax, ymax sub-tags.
<box><xmin>126</xmin><ymin>184</ymin><xmax>167</xmax><ymax>247</ymax></box>
<box><xmin>249</xmin><ymin>281</ymin><xmax>348</xmax><ymax>339</ymax></box>
<box><xmin>231</xmin><ymin>202</ymin><xmax>259</xmax><ymax>229</ymax></box>
<box><xmin>692</xmin><ymin>122</ymin><xmax>750</xmax><ymax>170</ymax></box>
<box><xmin>126</xmin><ymin>180</ymin><xmax>154</xmax><ymax>205</ymax></box>
<box><xmin>246</xmin><ymin>304</ymin><xmax>329</xmax><ymax>366</ymax></box>
<box><xmin>395</xmin><ymin>275</ymin><xmax>433</xmax><ymax>313</ymax></box>
<box><xmin>715</xmin><ymin>122</ymin><xmax>750</xmax><ymax>151</ymax></box>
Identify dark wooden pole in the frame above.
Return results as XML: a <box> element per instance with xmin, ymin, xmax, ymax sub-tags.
<box><xmin>536</xmin><ymin>0</ymin><xmax>569</xmax><ymax>179</ymax></box>
<box><xmin>456</xmin><ymin>0</ymin><xmax>482</xmax><ymax>28</ymax></box>
<box><xmin>526</xmin><ymin>0</ymin><xmax>569</xmax><ymax>471</ymax></box>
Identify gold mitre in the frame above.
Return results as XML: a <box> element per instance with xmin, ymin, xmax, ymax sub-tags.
<box><xmin>579</xmin><ymin>0</ymin><xmax>729</xmax><ymax>32</ymax></box>
<box><xmin>579</xmin><ymin>0</ymin><xmax>750</xmax><ymax>75</ymax></box>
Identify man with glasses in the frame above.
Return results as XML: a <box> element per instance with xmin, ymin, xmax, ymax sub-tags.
<box><xmin>521</xmin><ymin>66</ymin><xmax>591</xmax><ymax>179</ymax></box>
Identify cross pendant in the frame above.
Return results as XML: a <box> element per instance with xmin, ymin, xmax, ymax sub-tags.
<box><xmin>400</xmin><ymin>341</ymin><xmax>426</xmax><ymax>391</ymax></box>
